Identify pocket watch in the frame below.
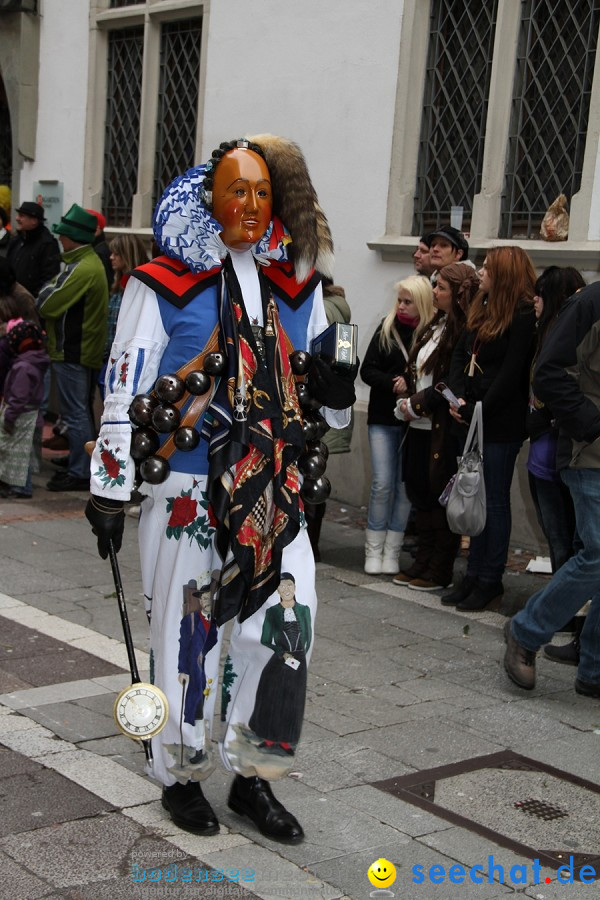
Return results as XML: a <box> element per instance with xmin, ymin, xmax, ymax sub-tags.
<box><xmin>113</xmin><ymin>682</ymin><xmax>169</xmax><ymax>740</ymax></box>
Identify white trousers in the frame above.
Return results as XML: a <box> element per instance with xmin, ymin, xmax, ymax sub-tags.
<box><xmin>138</xmin><ymin>472</ymin><xmax>316</xmax><ymax>787</ymax></box>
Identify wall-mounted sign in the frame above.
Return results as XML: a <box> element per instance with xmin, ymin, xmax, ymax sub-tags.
<box><xmin>33</xmin><ymin>181</ymin><xmax>63</xmax><ymax>230</ymax></box>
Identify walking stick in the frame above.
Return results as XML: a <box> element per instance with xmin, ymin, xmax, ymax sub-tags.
<box><xmin>108</xmin><ymin>539</ymin><xmax>169</xmax><ymax>761</ymax></box>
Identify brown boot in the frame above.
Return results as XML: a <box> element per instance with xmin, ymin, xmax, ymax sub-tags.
<box><xmin>503</xmin><ymin>620</ymin><xmax>536</xmax><ymax>690</ymax></box>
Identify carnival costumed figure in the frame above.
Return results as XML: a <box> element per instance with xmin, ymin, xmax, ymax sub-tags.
<box><xmin>85</xmin><ymin>135</ymin><xmax>356</xmax><ymax>842</ymax></box>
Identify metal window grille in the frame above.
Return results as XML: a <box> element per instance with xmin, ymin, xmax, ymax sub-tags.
<box><xmin>500</xmin><ymin>0</ymin><xmax>600</xmax><ymax>238</ymax></box>
<box><xmin>413</xmin><ymin>0</ymin><xmax>498</xmax><ymax>235</ymax></box>
<box><xmin>153</xmin><ymin>17</ymin><xmax>202</xmax><ymax>208</ymax></box>
<box><xmin>103</xmin><ymin>26</ymin><xmax>144</xmax><ymax>226</ymax></box>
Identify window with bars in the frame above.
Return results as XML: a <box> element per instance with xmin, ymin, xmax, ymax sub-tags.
<box><xmin>500</xmin><ymin>0</ymin><xmax>600</xmax><ymax>238</ymax></box>
<box><xmin>153</xmin><ymin>17</ymin><xmax>202</xmax><ymax>207</ymax></box>
<box><xmin>413</xmin><ymin>0</ymin><xmax>498</xmax><ymax>235</ymax></box>
<box><xmin>102</xmin><ymin>27</ymin><xmax>143</xmax><ymax>226</ymax></box>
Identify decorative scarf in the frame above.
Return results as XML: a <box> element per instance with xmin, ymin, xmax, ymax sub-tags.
<box><xmin>205</xmin><ymin>256</ymin><xmax>305</xmax><ymax>625</ymax></box>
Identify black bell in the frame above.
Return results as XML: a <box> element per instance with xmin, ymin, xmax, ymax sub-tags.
<box><xmin>300</xmin><ymin>475</ymin><xmax>331</xmax><ymax>504</ymax></box>
<box><xmin>290</xmin><ymin>350</ymin><xmax>312</xmax><ymax>376</ymax></box>
<box><xmin>155</xmin><ymin>373</ymin><xmax>185</xmax><ymax>404</ymax></box>
<box><xmin>203</xmin><ymin>352</ymin><xmax>226</xmax><ymax>376</ymax></box>
<box><xmin>306</xmin><ymin>439</ymin><xmax>329</xmax><ymax>460</ymax></box>
<box><xmin>296</xmin><ymin>382</ymin><xmax>321</xmax><ymax>411</ymax></box>
<box><xmin>185</xmin><ymin>370</ymin><xmax>211</xmax><ymax>396</ymax></box>
<box><xmin>152</xmin><ymin>404</ymin><xmax>181</xmax><ymax>433</ymax></box>
<box><xmin>302</xmin><ymin>417</ymin><xmax>319</xmax><ymax>442</ymax></box>
<box><xmin>129</xmin><ymin>393</ymin><xmax>159</xmax><ymax>427</ymax></box>
<box><xmin>139</xmin><ymin>455</ymin><xmax>170</xmax><ymax>484</ymax></box>
<box><xmin>298</xmin><ymin>450</ymin><xmax>327</xmax><ymax>479</ymax></box>
<box><xmin>313</xmin><ymin>413</ymin><xmax>331</xmax><ymax>440</ymax></box>
<box><xmin>130</xmin><ymin>427</ymin><xmax>160</xmax><ymax>460</ymax></box>
<box><xmin>174</xmin><ymin>426</ymin><xmax>200</xmax><ymax>452</ymax></box>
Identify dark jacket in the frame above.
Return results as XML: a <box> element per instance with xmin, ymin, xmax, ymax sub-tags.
<box><xmin>533</xmin><ymin>283</ymin><xmax>600</xmax><ymax>470</ymax></box>
<box><xmin>0</xmin><ymin>230</ymin><xmax>10</xmax><ymax>258</ymax></box>
<box><xmin>6</xmin><ymin>225</ymin><xmax>61</xmax><ymax>297</ymax></box>
<box><xmin>360</xmin><ymin>321</ymin><xmax>414</xmax><ymax>426</ymax></box>
<box><xmin>1</xmin><ymin>347</ymin><xmax>50</xmax><ymax>429</ymax></box>
<box><xmin>406</xmin><ymin>317</ymin><xmax>464</xmax><ymax>496</ymax></box>
<box><xmin>449</xmin><ymin>304</ymin><xmax>536</xmax><ymax>443</ymax></box>
<box><xmin>93</xmin><ymin>234</ymin><xmax>113</xmax><ymax>291</ymax></box>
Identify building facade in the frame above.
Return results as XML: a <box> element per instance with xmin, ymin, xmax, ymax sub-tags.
<box><xmin>2</xmin><ymin>0</ymin><xmax>599</xmax><ymax>549</ymax></box>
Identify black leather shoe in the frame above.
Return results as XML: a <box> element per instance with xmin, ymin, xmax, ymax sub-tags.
<box><xmin>543</xmin><ymin>638</ymin><xmax>579</xmax><ymax>666</ymax></box>
<box><xmin>457</xmin><ymin>580</ymin><xmax>503</xmax><ymax>611</ymax></box>
<box><xmin>46</xmin><ymin>473</ymin><xmax>90</xmax><ymax>492</ymax></box>
<box><xmin>575</xmin><ymin>677</ymin><xmax>600</xmax><ymax>698</ymax></box>
<box><xmin>161</xmin><ymin>781</ymin><xmax>219</xmax><ymax>835</ymax></box>
<box><xmin>228</xmin><ymin>775</ymin><xmax>304</xmax><ymax>843</ymax></box>
<box><xmin>441</xmin><ymin>574</ymin><xmax>476</xmax><ymax>606</ymax></box>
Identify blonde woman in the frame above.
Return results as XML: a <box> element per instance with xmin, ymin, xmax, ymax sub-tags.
<box><xmin>360</xmin><ymin>275</ymin><xmax>435</xmax><ymax>574</ymax></box>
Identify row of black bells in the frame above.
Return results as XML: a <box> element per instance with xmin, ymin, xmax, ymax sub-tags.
<box><xmin>127</xmin><ymin>349</ymin><xmax>332</xmax><ymax>504</ymax></box>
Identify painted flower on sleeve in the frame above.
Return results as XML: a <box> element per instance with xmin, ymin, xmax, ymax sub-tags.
<box><xmin>93</xmin><ymin>439</ymin><xmax>126</xmax><ymax>487</ymax></box>
<box><xmin>165</xmin><ymin>488</ymin><xmax>215</xmax><ymax>549</ymax></box>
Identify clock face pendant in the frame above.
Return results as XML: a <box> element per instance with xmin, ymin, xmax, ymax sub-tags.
<box><xmin>113</xmin><ymin>682</ymin><xmax>169</xmax><ymax>740</ymax></box>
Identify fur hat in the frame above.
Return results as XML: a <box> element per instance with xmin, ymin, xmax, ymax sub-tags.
<box><xmin>53</xmin><ymin>204</ymin><xmax>98</xmax><ymax>244</ymax></box>
<box><xmin>247</xmin><ymin>134</ymin><xmax>334</xmax><ymax>282</ymax></box>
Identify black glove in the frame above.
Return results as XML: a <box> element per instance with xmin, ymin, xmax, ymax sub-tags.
<box><xmin>85</xmin><ymin>495</ymin><xmax>125</xmax><ymax>560</ymax></box>
<box><xmin>306</xmin><ymin>356</ymin><xmax>358</xmax><ymax>410</ymax></box>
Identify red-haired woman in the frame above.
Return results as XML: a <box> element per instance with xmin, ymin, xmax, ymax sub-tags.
<box><xmin>445</xmin><ymin>247</ymin><xmax>537</xmax><ymax>611</ymax></box>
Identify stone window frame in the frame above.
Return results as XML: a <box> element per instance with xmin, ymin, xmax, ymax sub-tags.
<box><xmin>84</xmin><ymin>0</ymin><xmax>208</xmax><ymax>228</ymax></box>
<box><xmin>370</xmin><ymin>0</ymin><xmax>600</xmax><ymax>269</ymax></box>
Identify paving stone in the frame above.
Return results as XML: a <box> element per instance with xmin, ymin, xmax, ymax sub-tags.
<box><xmin>1</xmin><ymin>812</ymin><xmax>142</xmax><ymax>887</ymax></box>
<box><xmin>311</xmin><ymin>840</ymin><xmax>514</xmax><ymax>900</ymax></box>
<box><xmin>0</xmin><ymin>758</ymin><xmax>113</xmax><ymax>837</ymax></box>
<box><xmin>356</xmin><ymin>718</ymin><xmax>505</xmax><ymax>769</ymax></box>
<box><xmin>202</xmin><ymin>841</ymin><xmax>343</xmax><ymax>900</ymax></box>
<box><xmin>36</xmin><ymin>747</ymin><xmax>160</xmax><ymax>807</ymax></box>
<box><xmin>331</xmin><ymin>784</ymin><xmax>452</xmax><ymax>837</ymax></box>
<box><xmin>310</xmin><ymin>647</ymin><xmax>420</xmax><ymax>688</ymax></box>
<box><xmin>0</xmin><ymin>677</ymin><xmax>109</xmax><ymax>711</ymax></box>
<box><xmin>293</xmin><ymin>734</ymin><xmax>415</xmax><ymax>793</ymax></box>
<box><xmin>0</xmin><ymin>667</ymin><xmax>32</xmax><ymax>693</ymax></box>
<box><xmin>0</xmin><ymin>849</ymin><xmax>56</xmax><ymax>898</ymax></box>
<box><xmin>22</xmin><ymin>699</ymin><xmax>119</xmax><ymax>743</ymax></box>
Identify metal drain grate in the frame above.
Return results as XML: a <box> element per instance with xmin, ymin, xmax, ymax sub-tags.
<box><xmin>514</xmin><ymin>798</ymin><xmax>568</xmax><ymax>821</ymax></box>
<box><xmin>371</xmin><ymin>750</ymin><xmax>600</xmax><ymax>881</ymax></box>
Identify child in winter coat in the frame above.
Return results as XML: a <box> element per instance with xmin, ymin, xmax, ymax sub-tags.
<box><xmin>0</xmin><ymin>319</ymin><xmax>50</xmax><ymax>498</ymax></box>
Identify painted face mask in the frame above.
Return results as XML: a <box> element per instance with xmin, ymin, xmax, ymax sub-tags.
<box><xmin>211</xmin><ymin>148</ymin><xmax>273</xmax><ymax>251</ymax></box>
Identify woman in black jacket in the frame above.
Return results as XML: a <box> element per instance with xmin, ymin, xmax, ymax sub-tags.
<box><xmin>527</xmin><ymin>266</ymin><xmax>584</xmax><ymax>574</ymax></box>
<box><xmin>446</xmin><ymin>246</ymin><xmax>537</xmax><ymax>610</ymax></box>
<box><xmin>360</xmin><ymin>275</ymin><xmax>434</xmax><ymax>574</ymax></box>
<box><xmin>394</xmin><ymin>263</ymin><xmax>480</xmax><ymax>591</ymax></box>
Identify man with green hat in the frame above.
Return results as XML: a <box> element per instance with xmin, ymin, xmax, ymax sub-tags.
<box><xmin>38</xmin><ymin>204</ymin><xmax>109</xmax><ymax>491</ymax></box>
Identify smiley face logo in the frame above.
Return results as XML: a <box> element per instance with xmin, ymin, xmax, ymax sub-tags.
<box><xmin>367</xmin><ymin>858</ymin><xmax>397</xmax><ymax>888</ymax></box>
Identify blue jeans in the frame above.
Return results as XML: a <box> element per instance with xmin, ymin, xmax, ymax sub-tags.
<box><xmin>367</xmin><ymin>424</ymin><xmax>410</xmax><ymax>532</ymax></box>
<box><xmin>466</xmin><ymin>440</ymin><xmax>522</xmax><ymax>583</ymax></box>
<box><xmin>53</xmin><ymin>362</ymin><xmax>96</xmax><ymax>479</ymax></box>
<box><xmin>513</xmin><ymin>468</ymin><xmax>600</xmax><ymax>683</ymax></box>
<box><xmin>528</xmin><ymin>471</ymin><xmax>576</xmax><ymax>572</ymax></box>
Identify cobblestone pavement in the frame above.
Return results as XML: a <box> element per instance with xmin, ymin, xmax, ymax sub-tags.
<box><xmin>0</xmin><ymin>454</ymin><xmax>597</xmax><ymax>899</ymax></box>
